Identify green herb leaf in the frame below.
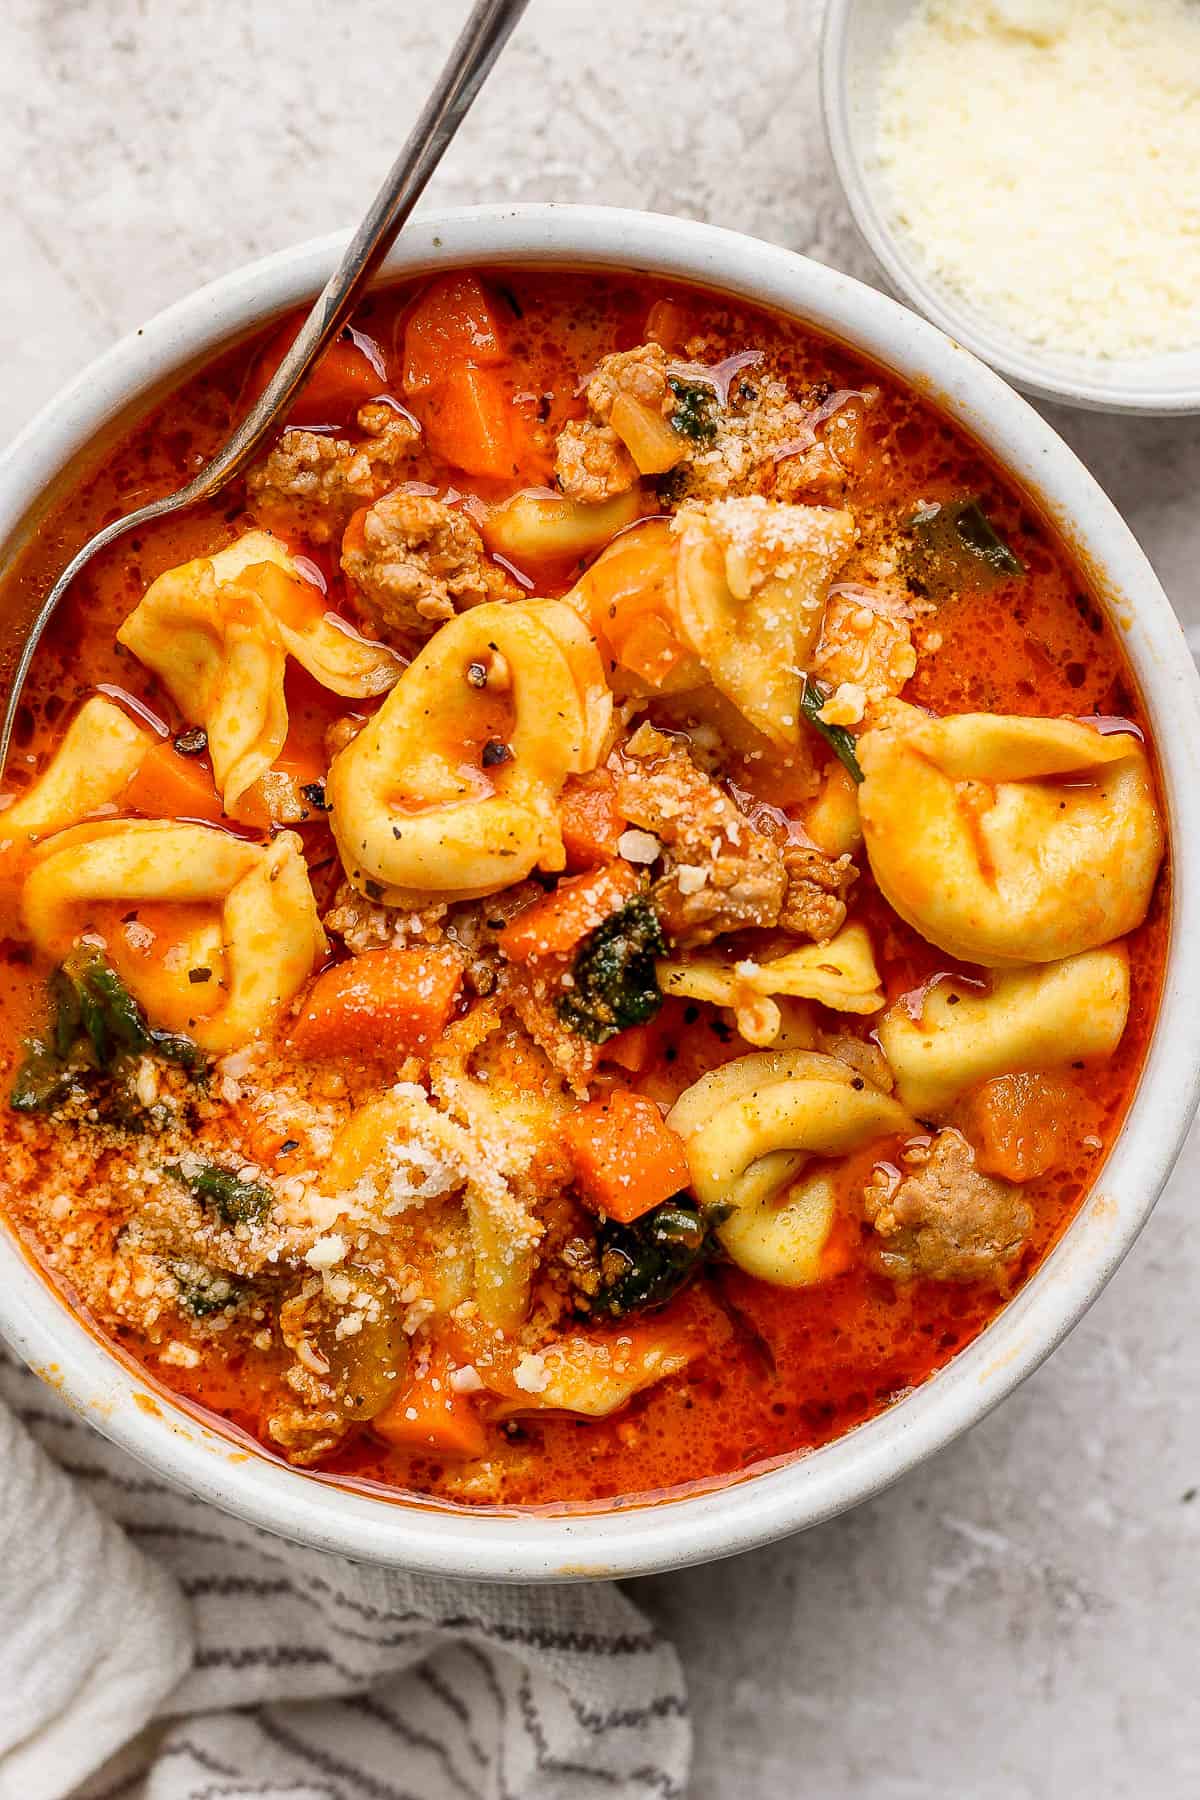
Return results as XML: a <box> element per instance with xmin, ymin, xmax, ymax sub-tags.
<box><xmin>906</xmin><ymin>495</ymin><xmax>1025</xmax><ymax>599</ymax></box>
<box><xmin>667</xmin><ymin>377</ymin><xmax>720</xmax><ymax>443</ymax></box>
<box><xmin>9</xmin><ymin>946</ymin><xmax>204</xmax><ymax>1116</ymax></box>
<box><xmin>10</xmin><ymin>1040</ymin><xmax>76</xmax><ymax>1114</ymax></box>
<box><xmin>177</xmin><ymin>1161</ymin><xmax>273</xmax><ymax>1227</ymax></box>
<box><xmin>800</xmin><ymin>678</ymin><xmax>864</xmax><ymax>784</ymax></box>
<box><xmin>64</xmin><ymin>947</ymin><xmax>204</xmax><ymax>1075</ymax></box>
<box><xmin>170</xmin><ymin>1257</ymin><xmax>244</xmax><ymax>1317</ymax></box>
<box><xmin>556</xmin><ymin>895</ymin><xmax>666</xmax><ymax>1045</ymax></box>
<box><xmin>592</xmin><ymin>1198</ymin><xmax>710</xmax><ymax>1318</ymax></box>
<box><xmin>952</xmin><ymin>499</ymin><xmax>1025</xmax><ymax>576</ymax></box>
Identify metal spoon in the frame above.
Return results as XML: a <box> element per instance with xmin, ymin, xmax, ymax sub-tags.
<box><xmin>0</xmin><ymin>0</ymin><xmax>529</xmax><ymax>776</ymax></box>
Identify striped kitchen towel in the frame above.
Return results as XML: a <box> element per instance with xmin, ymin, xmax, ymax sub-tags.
<box><xmin>0</xmin><ymin>1354</ymin><xmax>690</xmax><ymax>1800</ymax></box>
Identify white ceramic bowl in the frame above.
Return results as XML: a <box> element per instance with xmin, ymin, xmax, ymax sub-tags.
<box><xmin>821</xmin><ymin>0</ymin><xmax>1200</xmax><ymax>414</ymax></box>
<box><xmin>1</xmin><ymin>205</ymin><xmax>1198</xmax><ymax>1580</ymax></box>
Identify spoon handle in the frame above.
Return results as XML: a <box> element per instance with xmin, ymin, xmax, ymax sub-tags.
<box><xmin>201</xmin><ymin>0</ymin><xmax>531</xmax><ymax>493</ymax></box>
<box><xmin>0</xmin><ymin>0</ymin><xmax>529</xmax><ymax>775</ymax></box>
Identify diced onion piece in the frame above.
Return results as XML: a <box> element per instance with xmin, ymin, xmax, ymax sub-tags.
<box><xmin>609</xmin><ymin>391</ymin><xmax>686</xmax><ymax>475</ymax></box>
<box><xmin>483</xmin><ymin>487</ymin><xmax>643</xmax><ymax>563</ymax></box>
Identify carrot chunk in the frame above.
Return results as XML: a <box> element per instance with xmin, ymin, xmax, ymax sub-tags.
<box><xmin>559</xmin><ymin>772</ymin><xmax>626</xmax><ymax>870</ymax></box>
<box><xmin>421</xmin><ymin>363</ymin><xmax>515</xmax><ymax>478</ymax></box>
<box><xmin>373</xmin><ymin>1351</ymin><xmax>487</xmax><ymax>1459</ymax></box>
<box><xmin>401</xmin><ymin>275</ymin><xmax>515</xmax><ymax>477</ymax></box>
<box><xmin>251</xmin><ymin>313</ymin><xmax>386</xmax><ymax>425</ymax></box>
<box><xmin>600</xmin><ymin>1017</ymin><xmax>665</xmax><ymax>1075</ymax></box>
<box><xmin>957</xmin><ymin>1072</ymin><xmax>1074</xmax><ymax>1182</ymax></box>
<box><xmin>122</xmin><ymin>741</ymin><xmax>224</xmax><ymax>824</ymax></box>
<box><xmin>290</xmin><ymin>946</ymin><xmax>462</xmax><ymax>1061</ymax></box>
<box><xmin>564</xmin><ymin>1088</ymin><xmax>692</xmax><ymax>1224</ymax></box>
<box><xmin>401</xmin><ymin>273</ymin><xmax>508</xmax><ymax>393</ymax></box>
<box><xmin>499</xmin><ymin>863</ymin><xmax>642</xmax><ymax>964</ymax></box>
<box><xmin>608</xmin><ymin>610</ymin><xmax>695</xmax><ymax>689</ymax></box>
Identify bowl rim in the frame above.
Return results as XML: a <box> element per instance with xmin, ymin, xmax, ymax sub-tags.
<box><xmin>1</xmin><ymin>201</ymin><xmax>1198</xmax><ymax>1581</ymax></box>
<box><xmin>819</xmin><ymin>0</ymin><xmax>1200</xmax><ymax>416</ymax></box>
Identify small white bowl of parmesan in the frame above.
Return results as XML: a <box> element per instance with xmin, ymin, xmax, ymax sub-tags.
<box><xmin>821</xmin><ymin>0</ymin><xmax>1200</xmax><ymax>412</ymax></box>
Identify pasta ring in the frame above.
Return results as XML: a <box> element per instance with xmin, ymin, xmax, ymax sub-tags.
<box><xmin>1</xmin><ymin>696</ymin><xmax>152</xmax><ymax>840</ymax></box>
<box><xmin>667</xmin><ymin>1050</ymin><xmax>913</xmax><ymax>1284</ymax></box>
<box><xmin>858</xmin><ymin>704</ymin><xmax>1163</xmax><ymax>965</ymax></box>
<box><xmin>117</xmin><ymin>530</ymin><xmax>401</xmax><ymax>814</ymax></box>
<box><xmin>22</xmin><ymin>819</ymin><xmax>325</xmax><ymax>1053</ymax></box>
<box><xmin>327</xmin><ymin>598</ymin><xmax>612</xmax><ymax>906</ymax></box>
<box><xmin>658</xmin><ymin>921</ymin><xmax>885</xmax><ymax>1046</ymax></box>
<box><xmin>672</xmin><ymin>1050</ymin><xmax>913</xmax><ymax>1214</ymax></box>
<box><xmin>877</xmin><ymin>947</ymin><xmax>1130</xmax><ymax>1119</ymax></box>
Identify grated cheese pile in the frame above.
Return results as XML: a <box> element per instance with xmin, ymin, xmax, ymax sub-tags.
<box><xmin>876</xmin><ymin>0</ymin><xmax>1200</xmax><ymax>358</ymax></box>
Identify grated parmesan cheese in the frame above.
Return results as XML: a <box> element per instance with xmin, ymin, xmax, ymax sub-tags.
<box><xmin>513</xmin><ymin>1352</ymin><xmax>551</xmax><ymax>1394</ymax></box>
<box><xmin>876</xmin><ymin>0</ymin><xmax>1200</xmax><ymax>357</ymax></box>
<box><xmin>617</xmin><ymin>828</ymin><xmax>662</xmax><ymax>864</ymax></box>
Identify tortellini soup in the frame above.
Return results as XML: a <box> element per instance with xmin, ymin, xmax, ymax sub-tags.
<box><xmin>0</xmin><ymin>269</ymin><xmax>1166</xmax><ymax>1507</ymax></box>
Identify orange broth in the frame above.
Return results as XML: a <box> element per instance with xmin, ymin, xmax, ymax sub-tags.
<box><xmin>0</xmin><ymin>269</ymin><xmax>1167</xmax><ymax>1509</ymax></box>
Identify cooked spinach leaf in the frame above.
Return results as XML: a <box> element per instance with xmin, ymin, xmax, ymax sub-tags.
<box><xmin>592</xmin><ymin>1198</ymin><xmax>711</xmax><ymax>1318</ymax></box>
<box><xmin>170</xmin><ymin>1257</ymin><xmax>245</xmax><ymax>1317</ymax></box>
<box><xmin>799</xmin><ymin>678</ymin><xmax>864</xmax><ymax>784</ymax></box>
<box><xmin>10</xmin><ymin>1041</ymin><xmax>76</xmax><ymax>1115</ymax></box>
<box><xmin>952</xmin><ymin>499</ymin><xmax>1025</xmax><ymax>575</ymax></box>
<box><xmin>10</xmin><ymin>946</ymin><xmax>204</xmax><ymax>1117</ymax></box>
<box><xmin>176</xmin><ymin>1161</ymin><xmax>273</xmax><ymax>1227</ymax></box>
<box><xmin>667</xmin><ymin>377</ymin><xmax>720</xmax><ymax>443</ymax></box>
<box><xmin>907</xmin><ymin>495</ymin><xmax>1025</xmax><ymax>598</ymax></box>
<box><xmin>556</xmin><ymin>895</ymin><xmax>666</xmax><ymax>1045</ymax></box>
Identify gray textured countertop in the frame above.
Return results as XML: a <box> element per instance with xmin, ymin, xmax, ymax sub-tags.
<box><xmin>4</xmin><ymin>4</ymin><xmax>1198</xmax><ymax>1795</ymax></box>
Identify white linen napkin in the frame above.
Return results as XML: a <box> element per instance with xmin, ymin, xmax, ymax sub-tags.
<box><xmin>0</xmin><ymin>1352</ymin><xmax>690</xmax><ymax>1800</ymax></box>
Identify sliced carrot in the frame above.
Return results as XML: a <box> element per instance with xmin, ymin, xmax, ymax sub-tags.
<box><xmin>559</xmin><ymin>772</ymin><xmax>626</xmax><ymax>870</ymax></box>
<box><xmin>564</xmin><ymin>1088</ymin><xmax>691</xmax><ymax>1224</ymax></box>
<box><xmin>421</xmin><ymin>363</ymin><xmax>516</xmax><ymax>479</ymax></box>
<box><xmin>957</xmin><ymin>1072</ymin><xmax>1074</xmax><ymax>1182</ymax></box>
<box><xmin>290</xmin><ymin>945</ymin><xmax>462</xmax><ymax>1061</ymax></box>
<box><xmin>373</xmin><ymin>1351</ymin><xmax>487</xmax><ymax>1459</ymax></box>
<box><xmin>240</xmin><ymin>559</ymin><xmax>327</xmax><ymax>632</ymax></box>
<box><xmin>608</xmin><ymin>609</ymin><xmax>696</xmax><ymax>689</ymax></box>
<box><xmin>643</xmin><ymin>296</ymin><xmax>697</xmax><ymax>350</ymax></box>
<box><xmin>239</xmin><ymin>1111</ymin><xmax>309</xmax><ymax>1171</ymax></box>
<box><xmin>817</xmin><ymin>1208</ymin><xmax>857</xmax><ymax>1282</ymax></box>
<box><xmin>600</xmin><ymin>1020</ymin><xmax>661</xmax><ymax>1075</ymax></box>
<box><xmin>400</xmin><ymin>275</ymin><xmax>515</xmax><ymax>477</ymax></box>
<box><xmin>499</xmin><ymin>863</ymin><xmax>641</xmax><ymax>964</ymax></box>
<box><xmin>251</xmin><ymin>313</ymin><xmax>386</xmax><ymax>426</ymax></box>
<box><xmin>401</xmin><ymin>273</ymin><xmax>508</xmax><ymax>394</ymax></box>
<box><xmin>122</xmin><ymin>741</ymin><xmax>225</xmax><ymax>824</ymax></box>
<box><xmin>341</xmin><ymin>505</ymin><xmax>369</xmax><ymax>563</ymax></box>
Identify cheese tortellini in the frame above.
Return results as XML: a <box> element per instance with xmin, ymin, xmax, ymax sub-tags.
<box><xmin>717</xmin><ymin>1170</ymin><xmax>839</xmax><ymax>1288</ymax></box>
<box><xmin>488</xmin><ymin>1326</ymin><xmax>697</xmax><ymax>1418</ymax></box>
<box><xmin>22</xmin><ymin>819</ymin><xmax>324</xmax><ymax>1052</ymax></box>
<box><xmin>483</xmin><ymin>486</ymin><xmax>644</xmax><ymax>564</ymax></box>
<box><xmin>671</xmin><ymin>499</ymin><xmax>856</xmax><ymax>747</ymax></box>
<box><xmin>667</xmin><ymin>1050</ymin><xmax>913</xmax><ymax>1285</ymax></box>
<box><xmin>1</xmin><ymin>696</ymin><xmax>152</xmax><ymax>839</ymax></box>
<box><xmin>117</xmin><ymin>530</ymin><xmax>401</xmax><ymax>815</ymax></box>
<box><xmin>564</xmin><ymin>499</ymin><xmax>855</xmax><ymax>743</ymax></box>
<box><xmin>877</xmin><ymin>947</ymin><xmax>1130</xmax><ymax>1120</ymax></box>
<box><xmin>328</xmin><ymin>598</ymin><xmax>612</xmax><ymax>906</ymax></box>
<box><xmin>858</xmin><ymin>704</ymin><xmax>1163</xmax><ymax>965</ymax></box>
<box><xmin>658</xmin><ymin>921</ymin><xmax>885</xmax><ymax>1046</ymax></box>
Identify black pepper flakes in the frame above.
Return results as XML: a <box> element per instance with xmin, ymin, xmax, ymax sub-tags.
<box><xmin>187</xmin><ymin>967</ymin><xmax>213</xmax><ymax>985</ymax></box>
<box><xmin>173</xmin><ymin>726</ymin><xmax>208</xmax><ymax>756</ymax></box>
<box><xmin>482</xmin><ymin>739</ymin><xmax>514</xmax><ymax>769</ymax></box>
